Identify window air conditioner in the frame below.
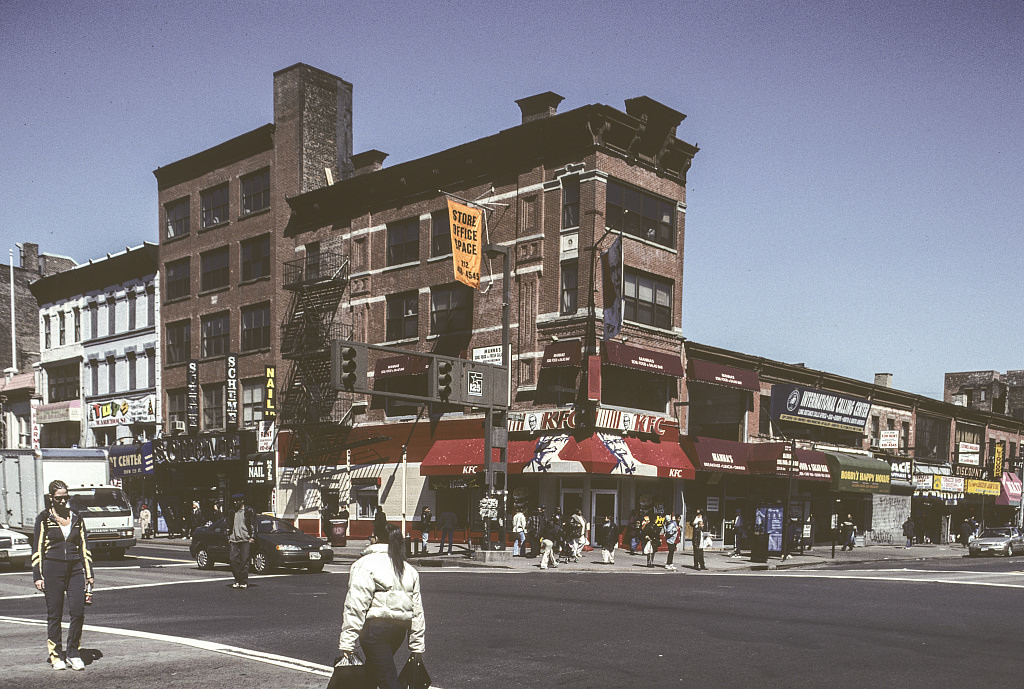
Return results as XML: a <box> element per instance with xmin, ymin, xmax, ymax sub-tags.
<box><xmin>173</xmin><ymin>420</ymin><xmax>187</xmax><ymax>434</ymax></box>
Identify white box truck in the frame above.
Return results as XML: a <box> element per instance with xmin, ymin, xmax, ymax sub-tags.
<box><xmin>0</xmin><ymin>448</ymin><xmax>136</xmax><ymax>558</ymax></box>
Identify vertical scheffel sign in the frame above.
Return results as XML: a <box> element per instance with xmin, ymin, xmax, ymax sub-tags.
<box><xmin>187</xmin><ymin>359</ymin><xmax>199</xmax><ymax>433</ymax></box>
<box><xmin>447</xmin><ymin>199</ymin><xmax>482</xmax><ymax>289</ymax></box>
<box><xmin>225</xmin><ymin>353</ymin><xmax>238</xmax><ymax>429</ymax></box>
<box><xmin>264</xmin><ymin>365</ymin><xmax>276</xmax><ymax>420</ymax></box>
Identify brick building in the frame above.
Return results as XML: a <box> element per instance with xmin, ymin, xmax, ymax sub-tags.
<box><xmin>282</xmin><ymin>90</ymin><xmax>699</xmax><ymax>539</ymax></box>
<box><xmin>944</xmin><ymin>369</ymin><xmax>1024</xmax><ymax>419</ymax></box>
<box><xmin>152</xmin><ymin>64</ymin><xmax>352</xmax><ymax>527</ymax></box>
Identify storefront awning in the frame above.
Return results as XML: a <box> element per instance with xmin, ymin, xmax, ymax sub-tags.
<box><xmin>824</xmin><ymin>451</ymin><xmax>891</xmax><ymax>494</ymax></box>
<box><xmin>746</xmin><ymin>443</ymin><xmax>830</xmax><ymax>481</ymax></box>
<box><xmin>419</xmin><ymin>438</ymin><xmax>488</xmax><ymax>476</ymax></box>
<box><xmin>622</xmin><ymin>436</ymin><xmax>695</xmax><ymax>479</ymax></box>
<box><xmin>541</xmin><ymin>340</ymin><xmax>582</xmax><ymax>368</ymax></box>
<box><xmin>680</xmin><ymin>436</ymin><xmax>749</xmax><ymax>474</ymax></box>
<box><xmin>510</xmin><ymin>434</ymin><xmax>587</xmax><ymax>474</ymax></box>
<box><xmin>996</xmin><ymin>472</ymin><xmax>1022</xmax><ymax>506</ymax></box>
<box><xmin>374</xmin><ymin>354</ymin><xmax>429</xmax><ymax>378</ymax></box>
<box><xmin>602</xmin><ymin>341</ymin><xmax>683</xmax><ymax>377</ymax></box>
<box><xmin>687</xmin><ymin>359</ymin><xmax>760</xmax><ymax>392</ymax></box>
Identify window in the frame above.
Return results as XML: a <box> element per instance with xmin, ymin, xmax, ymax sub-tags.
<box><xmin>47</xmin><ymin>363</ymin><xmax>80</xmax><ymax>403</ymax></box>
<box><xmin>606</xmin><ymin>180</ymin><xmax>675</xmax><ymax>248</ymax></box>
<box><xmin>90</xmin><ymin>304</ymin><xmax>98</xmax><ymax>339</ymax></box>
<box><xmin>200</xmin><ymin>247</ymin><xmax>230</xmax><ymax>292</ymax></box>
<box><xmin>241</xmin><ymin>303</ymin><xmax>271</xmax><ymax>351</ymax></box>
<box><xmin>536</xmin><ymin>367</ymin><xmax>578</xmax><ymax>407</ymax></box>
<box><xmin>90</xmin><ymin>361</ymin><xmax>99</xmax><ymax>396</ymax></box>
<box><xmin>201</xmin><ymin>184</ymin><xmax>229</xmax><ymax>228</ymax></box>
<box><xmin>562</xmin><ymin>175</ymin><xmax>580</xmax><ymax>229</ymax></box>
<box><xmin>59</xmin><ymin>312</ymin><xmax>66</xmax><ymax>346</ymax></box>
<box><xmin>166</xmin><ymin>319</ymin><xmax>191</xmax><ymax>364</ymax></box>
<box><xmin>305</xmin><ymin>242</ymin><xmax>321</xmax><ymax>281</ymax></box>
<box><xmin>759</xmin><ymin>394</ymin><xmax>772</xmax><ymax>436</ymax></box>
<box><xmin>355</xmin><ymin>485</ymin><xmax>379</xmax><ymax>519</ymax></box>
<box><xmin>386</xmin><ymin>292</ymin><xmax>419</xmax><ymax>341</ymax></box>
<box><xmin>164</xmin><ymin>197</ymin><xmax>190</xmax><ymax>239</ymax></box>
<box><xmin>107</xmin><ymin>356</ymin><xmax>117</xmax><ymax>394</ymax></box>
<box><xmin>387</xmin><ymin>217</ymin><xmax>419</xmax><ymax>266</ymax></box>
<box><xmin>201</xmin><ymin>312</ymin><xmax>230</xmax><ymax>358</ymax></box>
<box><xmin>380</xmin><ymin>376</ymin><xmax>427</xmax><ymax>417</ymax></box>
<box><xmin>147</xmin><ymin>351</ymin><xmax>156</xmax><ymax>388</ymax></box>
<box><xmin>128</xmin><ymin>292</ymin><xmax>137</xmax><ymax>331</ymax></box>
<box><xmin>242</xmin><ymin>379</ymin><xmax>264</xmax><ymax>426</ymax></box>
<box><xmin>560</xmin><ymin>261</ymin><xmax>578</xmax><ymax>315</ymax></box>
<box><xmin>108</xmin><ymin>295</ymin><xmax>117</xmax><ymax>335</ymax></box>
<box><xmin>44</xmin><ymin>315</ymin><xmax>51</xmax><ymax>349</ymax></box>
<box><xmin>430</xmin><ymin>283</ymin><xmax>473</xmax><ymax>334</ymax></box>
<box><xmin>128</xmin><ymin>353</ymin><xmax>137</xmax><ymax>390</ymax></box>
<box><xmin>241</xmin><ymin>169</ymin><xmax>270</xmax><ymax>215</ymax></box>
<box><xmin>602</xmin><ymin>364</ymin><xmax>672</xmax><ymax>414</ymax></box>
<box><xmin>74</xmin><ymin>308</ymin><xmax>81</xmax><ymax>341</ymax></box>
<box><xmin>167</xmin><ymin>389</ymin><xmax>187</xmax><ymax>427</ymax></box>
<box><xmin>147</xmin><ymin>286</ymin><xmax>156</xmax><ymax>327</ymax></box>
<box><xmin>687</xmin><ymin>381</ymin><xmax>748</xmax><ymax>441</ymax></box>
<box><xmin>430</xmin><ymin>210</ymin><xmax>452</xmax><ymax>257</ymax></box>
<box><xmin>901</xmin><ymin>421</ymin><xmax>910</xmax><ymax>452</ymax></box>
<box><xmin>203</xmin><ymin>384</ymin><xmax>225</xmax><ymax>429</ymax></box>
<box><xmin>915</xmin><ymin>415</ymin><xmax>950</xmax><ymax>462</ymax></box>
<box><xmin>241</xmin><ymin>235</ymin><xmax>271</xmax><ymax>281</ymax></box>
<box><xmin>870</xmin><ymin>416</ymin><xmax>880</xmax><ymax>445</ymax></box>
<box><xmin>624</xmin><ymin>269</ymin><xmax>672</xmax><ymax>329</ymax></box>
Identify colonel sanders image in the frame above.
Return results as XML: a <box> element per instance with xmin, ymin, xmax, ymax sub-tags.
<box><xmin>601</xmin><ymin>433</ymin><xmax>637</xmax><ymax>475</ymax></box>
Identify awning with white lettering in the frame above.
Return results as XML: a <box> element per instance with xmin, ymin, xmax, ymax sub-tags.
<box><xmin>540</xmin><ymin>340</ymin><xmax>582</xmax><ymax>368</ymax></box>
<box><xmin>746</xmin><ymin>443</ymin><xmax>830</xmax><ymax>482</ymax></box>
<box><xmin>824</xmin><ymin>451</ymin><xmax>891</xmax><ymax>494</ymax></box>
<box><xmin>996</xmin><ymin>472</ymin><xmax>1022</xmax><ymax>506</ymax></box>
<box><xmin>374</xmin><ymin>354</ymin><xmax>429</xmax><ymax>379</ymax></box>
<box><xmin>687</xmin><ymin>360</ymin><xmax>760</xmax><ymax>393</ymax></box>
<box><xmin>602</xmin><ymin>341</ymin><xmax>683</xmax><ymax>377</ymax></box>
<box><xmin>680</xmin><ymin>436</ymin><xmax>749</xmax><ymax>474</ymax></box>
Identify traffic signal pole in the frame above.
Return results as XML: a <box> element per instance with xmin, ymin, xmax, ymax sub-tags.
<box><xmin>483</xmin><ymin>243</ymin><xmax>511</xmax><ymax>551</ymax></box>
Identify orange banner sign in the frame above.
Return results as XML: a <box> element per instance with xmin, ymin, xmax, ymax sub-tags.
<box><xmin>447</xmin><ymin>199</ymin><xmax>482</xmax><ymax>289</ymax></box>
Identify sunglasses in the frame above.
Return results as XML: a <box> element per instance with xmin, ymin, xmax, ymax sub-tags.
<box><xmin>52</xmin><ymin>496</ymin><xmax>69</xmax><ymax>502</ymax></box>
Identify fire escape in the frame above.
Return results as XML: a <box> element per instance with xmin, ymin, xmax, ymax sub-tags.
<box><xmin>279</xmin><ymin>248</ymin><xmax>354</xmax><ymax>466</ymax></box>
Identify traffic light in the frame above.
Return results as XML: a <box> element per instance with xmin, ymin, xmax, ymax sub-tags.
<box><xmin>331</xmin><ymin>340</ymin><xmax>367</xmax><ymax>391</ymax></box>
<box><xmin>432</xmin><ymin>356</ymin><xmax>463</xmax><ymax>405</ymax></box>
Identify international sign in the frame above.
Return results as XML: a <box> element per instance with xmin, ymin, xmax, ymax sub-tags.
<box><xmin>771</xmin><ymin>384</ymin><xmax>872</xmax><ymax>434</ymax></box>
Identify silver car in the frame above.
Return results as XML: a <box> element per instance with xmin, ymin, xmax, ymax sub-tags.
<box><xmin>968</xmin><ymin>527</ymin><xmax>1024</xmax><ymax>557</ymax></box>
<box><xmin>0</xmin><ymin>524</ymin><xmax>31</xmax><ymax>570</ymax></box>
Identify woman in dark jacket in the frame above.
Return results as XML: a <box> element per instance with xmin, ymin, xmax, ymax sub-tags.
<box><xmin>32</xmin><ymin>480</ymin><xmax>94</xmax><ymax>671</ymax></box>
<box><xmin>640</xmin><ymin>514</ymin><xmax>661</xmax><ymax>568</ymax></box>
<box><xmin>691</xmin><ymin>508</ymin><xmax>707</xmax><ymax>570</ymax></box>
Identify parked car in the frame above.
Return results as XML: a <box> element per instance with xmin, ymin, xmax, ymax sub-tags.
<box><xmin>190</xmin><ymin>514</ymin><xmax>334</xmax><ymax>573</ymax></box>
<box><xmin>0</xmin><ymin>524</ymin><xmax>31</xmax><ymax>570</ymax></box>
<box><xmin>968</xmin><ymin>527</ymin><xmax>1024</xmax><ymax>557</ymax></box>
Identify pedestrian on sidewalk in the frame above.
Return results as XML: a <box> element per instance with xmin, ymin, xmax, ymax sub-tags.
<box><xmin>511</xmin><ymin>507</ymin><xmax>527</xmax><ymax>557</ymax></box>
<box><xmin>568</xmin><ymin>508</ymin><xmax>588</xmax><ymax>561</ymax></box>
<box><xmin>627</xmin><ymin>512</ymin><xmax>642</xmax><ymax>555</ymax></box>
<box><xmin>527</xmin><ymin>506</ymin><xmax>544</xmax><ymax>558</ymax></box>
<box><xmin>598</xmin><ymin>515</ymin><xmax>620</xmax><ymax>564</ymax></box>
<box><xmin>641</xmin><ymin>514</ymin><xmax>660</xmax><ymax>568</ymax></box>
<box><xmin>902</xmin><ymin>516</ymin><xmax>915</xmax><ymax>549</ymax></box>
<box><xmin>139</xmin><ymin>504</ymin><xmax>152</xmax><ymax>539</ymax></box>
<box><xmin>539</xmin><ymin>510</ymin><xmax>560</xmax><ymax>569</ymax></box>
<box><xmin>228</xmin><ymin>493</ymin><xmax>256</xmax><ymax>588</ymax></box>
<box><xmin>32</xmin><ymin>479</ymin><xmax>95</xmax><ymax>671</ymax></box>
<box><xmin>438</xmin><ymin>510</ymin><xmax>457</xmax><ymax>555</ymax></box>
<box><xmin>840</xmin><ymin>514</ymin><xmax>856</xmax><ymax>551</ymax></box>
<box><xmin>337</xmin><ymin>523</ymin><xmax>426</xmax><ymax>689</ymax></box>
<box><xmin>663</xmin><ymin>513</ymin><xmax>679</xmax><ymax>570</ymax></box>
<box><xmin>731</xmin><ymin>509</ymin><xmax>745</xmax><ymax>557</ymax></box>
<box><xmin>417</xmin><ymin>507</ymin><xmax>432</xmax><ymax>552</ymax></box>
<box><xmin>691</xmin><ymin>508</ymin><xmax>708</xmax><ymax>570</ymax></box>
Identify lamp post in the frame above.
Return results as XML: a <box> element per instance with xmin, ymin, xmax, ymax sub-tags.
<box><xmin>482</xmin><ymin>243</ymin><xmax>510</xmax><ymax>551</ymax></box>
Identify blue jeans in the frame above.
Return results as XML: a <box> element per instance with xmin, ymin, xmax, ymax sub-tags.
<box><xmin>512</xmin><ymin>531</ymin><xmax>526</xmax><ymax>556</ymax></box>
<box><xmin>360</xmin><ymin>618</ymin><xmax>411</xmax><ymax>689</ymax></box>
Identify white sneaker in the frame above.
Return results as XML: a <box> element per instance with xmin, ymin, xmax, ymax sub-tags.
<box><xmin>68</xmin><ymin>657</ymin><xmax>85</xmax><ymax>671</ymax></box>
<box><xmin>51</xmin><ymin>657</ymin><xmax>67</xmax><ymax>670</ymax></box>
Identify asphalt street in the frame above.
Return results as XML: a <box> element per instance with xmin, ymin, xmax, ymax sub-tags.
<box><xmin>2</xmin><ymin>540</ymin><xmax>1023</xmax><ymax>688</ymax></box>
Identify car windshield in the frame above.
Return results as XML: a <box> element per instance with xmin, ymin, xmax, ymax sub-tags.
<box><xmin>68</xmin><ymin>488</ymin><xmax>132</xmax><ymax>517</ymax></box>
<box><xmin>979</xmin><ymin>528</ymin><xmax>1012</xmax><ymax>538</ymax></box>
<box><xmin>257</xmin><ymin>517</ymin><xmax>302</xmax><ymax>534</ymax></box>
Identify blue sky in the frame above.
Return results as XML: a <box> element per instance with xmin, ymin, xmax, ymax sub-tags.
<box><xmin>2</xmin><ymin>1</ymin><xmax>1022</xmax><ymax>399</ymax></box>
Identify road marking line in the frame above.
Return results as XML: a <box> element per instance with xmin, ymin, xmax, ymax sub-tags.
<box><xmin>0</xmin><ymin>573</ymin><xmax>291</xmax><ymax>600</ymax></box>
<box><xmin>0</xmin><ymin>615</ymin><xmax>448</xmax><ymax>687</ymax></box>
<box><xmin>718</xmin><ymin>571</ymin><xmax>1024</xmax><ymax>589</ymax></box>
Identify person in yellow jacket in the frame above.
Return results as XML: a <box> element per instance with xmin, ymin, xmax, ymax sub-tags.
<box><xmin>32</xmin><ymin>480</ymin><xmax>94</xmax><ymax>671</ymax></box>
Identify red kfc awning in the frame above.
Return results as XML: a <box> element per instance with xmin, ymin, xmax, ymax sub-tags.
<box><xmin>418</xmin><ymin>438</ymin><xmax>488</xmax><ymax>476</ymax></box>
<box><xmin>680</xmin><ymin>436</ymin><xmax>749</xmax><ymax>474</ymax></box>
<box><xmin>602</xmin><ymin>341</ymin><xmax>683</xmax><ymax>377</ymax></box>
<box><xmin>623</xmin><ymin>436</ymin><xmax>695</xmax><ymax>479</ymax></box>
<box><xmin>687</xmin><ymin>359</ymin><xmax>760</xmax><ymax>392</ymax></box>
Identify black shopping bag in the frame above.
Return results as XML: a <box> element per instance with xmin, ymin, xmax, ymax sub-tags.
<box><xmin>398</xmin><ymin>654</ymin><xmax>431</xmax><ymax>689</ymax></box>
<box><xmin>327</xmin><ymin>656</ymin><xmax>372</xmax><ymax>689</ymax></box>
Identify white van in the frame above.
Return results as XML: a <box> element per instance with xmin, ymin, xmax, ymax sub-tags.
<box><xmin>67</xmin><ymin>485</ymin><xmax>137</xmax><ymax>558</ymax></box>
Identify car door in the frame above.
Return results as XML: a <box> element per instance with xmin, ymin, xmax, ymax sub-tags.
<box><xmin>207</xmin><ymin>518</ymin><xmax>230</xmax><ymax>561</ymax></box>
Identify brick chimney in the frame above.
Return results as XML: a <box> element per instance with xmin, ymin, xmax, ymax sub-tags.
<box><xmin>874</xmin><ymin>373</ymin><xmax>893</xmax><ymax>388</ymax></box>
<box><xmin>515</xmin><ymin>92</ymin><xmax>564</xmax><ymax>124</ymax></box>
<box><xmin>351</xmin><ymin>150</ymin><xmax>388</xmax><ymax>177</ymax></box>
<box><xmin>19</xmin><ymin>243</ymin><xmax>39</xmax><ymax>273</ymax></box>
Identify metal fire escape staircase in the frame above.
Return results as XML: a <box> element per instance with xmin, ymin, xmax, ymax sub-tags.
<box><xmin>279</xmin><ymin>250</ymin><xmax>355</xmax><ymax>466</ymax></box>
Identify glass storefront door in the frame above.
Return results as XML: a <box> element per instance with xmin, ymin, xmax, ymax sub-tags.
<box><xmin>591</xmin><ymin>489</ymin><xmax>618</xmax><ymax>545</ymax></box>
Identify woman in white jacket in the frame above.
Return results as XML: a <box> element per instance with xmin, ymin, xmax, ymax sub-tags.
<box><xmin>338</xmin><ymin>523</ymin><xmax>426</xmax><ymax>689</ymax></box>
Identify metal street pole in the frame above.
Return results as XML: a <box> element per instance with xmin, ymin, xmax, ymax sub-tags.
<box><xmin>483</xmin><ymin>243</ymin><xmax>510</xmax><ymax>551</ymax></box>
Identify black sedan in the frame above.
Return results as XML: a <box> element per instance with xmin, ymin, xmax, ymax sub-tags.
<box><xmin>190</xmin><ymin>514</ymin><xmax>334</xmax><ymax>573</ymax></box>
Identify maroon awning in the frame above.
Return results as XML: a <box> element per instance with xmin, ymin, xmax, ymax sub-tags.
<box><xmin>602</xmin><ymin>341</ymin><xmax>683</xmax><ymax>377</ymax></box>
<box><xmin>541</xmin><ymin>340</ymin><xmax>582</xmax><ymax>368</ymax></box>
<box><xmin>687</xmin><ymin>359</ymin><xmax>760</xmax><ymax>392</ymax></box>
<box><xmin>680</xmin><ymin>436</ymin><xmax>749</xmax><ymax>473</ymax></box>
<box><xmin>374</xmin><ymin>354</ymin><xmax>429</xmax><ymax>378</ymax></box>
<box><xmin>747</xmin><ymin>443</ymin><xmax>830</xmax><ymax>481</ymax></box>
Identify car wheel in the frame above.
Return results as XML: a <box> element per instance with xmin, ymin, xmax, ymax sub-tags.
<box><xmin>195</xmin><ymin>547</ymin><xmax>214</xmax><ymax>570</ymax></box>
<box><xmin>251</xmin><ymin>551</ymin><xmax>270</xmax><ymax>575</ymax></box>
<box><xmin>308</xmin><ymin>563</ymin><xmax>324</xmax><ymax>573</ymax></box>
